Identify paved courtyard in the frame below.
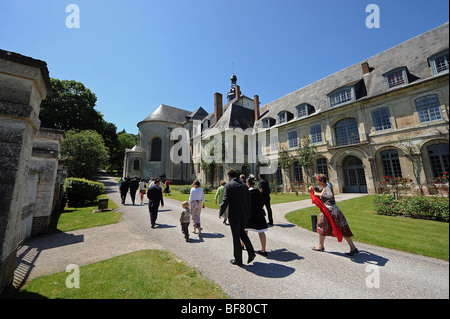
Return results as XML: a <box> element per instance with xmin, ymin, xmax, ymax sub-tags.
<box><xmin>15</xmin><ymin>176</ymin><xmax>449</xmax><ymax>299</ymax></box>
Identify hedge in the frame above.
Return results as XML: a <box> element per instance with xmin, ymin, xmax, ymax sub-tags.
<box><xmin>64</xmin><ymin>178</ymin><xmax>105</xmax><ymax>207</ymax></box>
<box><xmin>373</xmin><ymin>194</ymin><xmax>449</xmax><ymax>222</ymax></box>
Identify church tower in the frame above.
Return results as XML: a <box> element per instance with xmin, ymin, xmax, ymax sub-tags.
<box><xmin>226</xmin><ymin>73</ymin><xmax>240</xmax><ymax>102</ymax></box>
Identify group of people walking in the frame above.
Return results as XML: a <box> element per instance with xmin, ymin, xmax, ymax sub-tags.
<box><xmin>118</xmin><ymin>170</ymin><xmax>358</xmax><ymax>267</ymax></box>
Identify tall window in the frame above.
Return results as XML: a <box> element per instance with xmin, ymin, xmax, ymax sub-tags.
<box><xmin>372</xmin><ymin>107</ymin><xmax>392</xmax><ymax>131</ymax></box>
<box><xmin>335</xmin><ymin>118</ymin><xmax>360</xmax><ymax>147</ymax></box>
<box><xmin>288</xmin><ymin>131</ymin><xmax>298</xmax><ymax>148</ymax></box>
<box><xmin>133</xmin><ymin>159</ymin><xmax>140</xmax><ymax>170</ymax></box>
<box><xmin>416</xmin><ymin>95</ymin><xmax>442</xmax><ymax>123</ymax></box>
<box><xmin>317</xmin><ymin>158</ymin><xmax>328</xmax><ymax>177</ymax></box>
<box><xmin>427</xmin><ymin>144</ymin><xmax>449</xmax><ymax>178</ymax></box>
<box><xmin>381</xmin><ymin>150</ymin><xmax>402</xmax><ymax>177</ymax></box>
<box><xmin>310</xmin><ymin>124</ymin><xmax>323</xmax><ymax>144</ymax></box>
<box><xmin>150</xmin><ymin>137</ymin><xmax>162</xmax><ymax>161</ymax></box>
<box><xmin>276</xmin><ymin>165</ymin><xmax>283</xmax><ymax>185</ymax></box>
<box><xmin>293</xmin><ymin>161</ymin><xmax>303</xmax><ymax>183</ymax></box>
<box><xmin>329</xmin><ymin>87</ymin><xmax>354</xmax><ymax>107</ymax></box>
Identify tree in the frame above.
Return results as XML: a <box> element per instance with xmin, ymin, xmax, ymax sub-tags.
<box><xmin>397</xmin><ymin>138</ymin><xmax>423</xmax><ymax>194</ymax></box>
<box><xmin>278</xmin><ymin>147</ymin><xmax>292</xmax><ymax>192</ymax></box>
<box><xmin>40</xmin><ymin>78</ymin><xmax>103</xmax><ymax>131</ymax></box>
<box><xmin>296</xmin><ymin>136</ymin><xmax>317</xmax><ymax>186</ymax></box>
<box><xmin>40</xmin><ymin>78</ymin><xmax>123</xmax><ymax>171</ymax></box>
<box><xmin>61</xmin><ymin>130</ymin><xmax>109</xmax><ymax>180</ymax></box>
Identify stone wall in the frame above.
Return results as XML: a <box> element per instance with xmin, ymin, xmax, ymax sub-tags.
<box><xmin>0</xmin><ymin>49</ymin><xmax>51</xmax><ymax>295</ymax></box>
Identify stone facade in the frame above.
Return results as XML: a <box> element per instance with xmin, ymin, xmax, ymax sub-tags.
<box><xmin>0</xmin><ymin>49</ymin><xmax>65</xmax><ymax>294</ymax></box>
<box><xmin>126</xmin><ymin>23</ymin><xmax>449</xmax><ymax>193</ymax></box>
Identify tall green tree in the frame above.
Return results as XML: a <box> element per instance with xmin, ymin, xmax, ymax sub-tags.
<box><xmin>40</xmin><ymin>78</ymin><xmax>122</xmax><ymax>171</ymax></box>
<box><xmin>40</xmin><ymin>78</ymin><xmax>104</xmax><ymax>131</ymax></box>
<box><xmin>296</xmin><ymin>136</ymin><xmax>317</xmax><ymax>185</ymax></box>
<box><xmin>61</xmin><ymin>130</ymin><xmax>109</xmax><ymax>180</ymax></box>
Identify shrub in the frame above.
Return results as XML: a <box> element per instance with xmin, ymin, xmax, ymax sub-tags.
<box><xmin>373</xmin><ymin>194</ymin><xmax>449</xmax><ymax>222</ymax></box>
<box><xmin>179</xmin><ymin>186</ymin><xmax>191</xmax><ymax>194</ymax></box>
<box><xmin>203</xmin><ymin>184</ymin><xmax>213</xmax><ymax>194</ymax></box>
<box><xmin>373</xmin><ymin>194</ymin><xmax>398</xmax><ymax>216</ymax></box>
<box><xmin>431</xmin><ymin>171</ymin><xmax>449</xmax><ymax>197</ymax></box>
<box><xmin>378</xmin><ymin>176</ymin><xmax>413</xmax><ymax>199</ymax></box>
<box><xmin>64</xmin><ymin>178</ymin><xmax>105</xmax><ymax>207</ymax></box>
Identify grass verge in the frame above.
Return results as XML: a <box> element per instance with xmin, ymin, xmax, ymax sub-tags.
<box><xmin>15</xmin><ymin>249</ymin><xmax>228</xmax><ymax>299</ymax></box>
<box><xmin>285</xmin><ymin>195</ymin><xmax>449</xmax><ymax>261</ymax></box>
<box><xmin>56</xmin><ymin>194</ymin><xmax>122</xmax><ymax>232</ymax></box>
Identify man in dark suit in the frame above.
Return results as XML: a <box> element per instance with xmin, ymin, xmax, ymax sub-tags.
<box><xmin>129</xmin><ymin>176</ymin><xmax>139</xmax><ymax>205</ymax></box>
<box><xmin>258</xmin><ymin>174</ymin><xmax>273</xmax><ymax>225</ymax></box>
<box><xmin>120</xmin><ymin>176</ymin><xmax>130</xmax><ymax>204</ymax></box>
<box><xmin>147</xmin><ymin>178</ymin><xmax>164</xmax><ymax>228</ymax></box>
<box><xmin>220</xmin><ymin>169</ymin><xmax>255</xmax><ymax>266</ymax></box>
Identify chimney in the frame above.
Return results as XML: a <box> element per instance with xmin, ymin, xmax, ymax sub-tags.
<box><xmin>235</xmin><ymin>85</ymin><xmax>241</xmax><ymax>100</ymax></box>
<box><xmin>361</xmin><ymin>62</ymin><xmax>370</xmax><ymax>75</ymax></box>
<box><xmin>214</xmin><ymin>92</ymin><xmax>223</xmax><ymax>124</ymax></box>
<box><xmin>254</xmin><ymin>95</ymin><xmax>260</xmax><ymax>121</ymax></box>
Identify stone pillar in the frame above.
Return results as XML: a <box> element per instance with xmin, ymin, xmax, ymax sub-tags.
<box><xmin>0</xmin><ymin>49</ymin><xmax>50</xmax><ymax>294</ymax></box>
<box><xmin>29</xmin><ymin>128</ymin><xmax>64</xmax><ymax>236</ymax></box>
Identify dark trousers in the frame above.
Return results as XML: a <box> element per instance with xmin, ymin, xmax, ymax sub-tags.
<box><xmin>262</xmin><ymin>195</ymin><xmax>273</xmax><ymax>225</ymax></box>
<box><xmin>181</xmin><ymin>222</ymin><xmax>190</xmax><ymax>239</ymax></box>
<box><xmin>149</xmin><ymin>207</ymin><xmax>159</xmax><ymax>226</ymax></box>
<box><xmin>130</xmin><ymin>189</ymin><xmax>137</xmax><ymax>204</ymax></box>
<box><xmin>230</xmin><ymin>220</ymin><xmax>255</xmax><ymax>265</ymax></box>
<box><xmin>120</xmin><ymin>191</ymin><xmax>128</xmax><ymax>204</ymax></box>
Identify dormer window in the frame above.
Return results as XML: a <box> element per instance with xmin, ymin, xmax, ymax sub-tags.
<box><xmin>296</xmin><ymin>103</ymin><xmax>316</xmax><ymax>118</ymax></box>
<box><xmin>429</xmin><ymin>50</ymin><xmax>449</xmax><ymax>75</ymax></box>
<box><xmin>383</xmin><ymin>67</ymin><xmax>408</xmax><ymax>89</ymax></box>
<box><xmin>277</xmin><ymin>111</ymin><xmax>294</xmax><ymax>125</ymax></box>
<box><xmin>328</xmin><ymin>87</ymin><xmax>355</xmax><ymax>107</ymax></box>
<box><xmin>262</xmin><ymin>118</ymin><xmax>274</xmax><ymax>129</ymax></box>
<box><xmin>278</xmin><ymin>112</ymin><xmax>287</xmax><ymax>124</ymax></box>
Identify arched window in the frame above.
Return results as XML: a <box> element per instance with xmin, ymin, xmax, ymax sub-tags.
<box><xmin>381</xmin><ymin>150</ymin><xmax>402</xmax><ymax>177</ymax></box>
<box><xmin>150</xmin><ymin>137</ymin><xmax>162</xmax><ymax>161</ymax></box>
<box><xmin>427</xmin><ymin>143</ymin><xmax>449</xmax><ymax>178</ymax></box>
<box><xmin>335</xmin><ymin>118</ymin><xmax>360</xmax><ymax>147</ymax></box>
<box><xmin>133</xmin><ymin>159</ymin><xmax>140</xmax><ymax>170</ymax></box>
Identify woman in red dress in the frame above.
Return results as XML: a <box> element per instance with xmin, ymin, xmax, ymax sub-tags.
<box><xmin>309</xmin><ymin>174</ymin><xmax>358</xmax><ymax>256</ymax></box>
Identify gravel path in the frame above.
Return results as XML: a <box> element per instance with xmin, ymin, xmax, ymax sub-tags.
<box><xmin>15</xmin><ymin>176</ymin><xmax>449</xmax><ymax>299</ymax></box>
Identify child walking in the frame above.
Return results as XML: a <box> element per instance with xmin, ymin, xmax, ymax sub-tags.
<box><xmin>180</xmin><ymin>201</ymin><xmax>191</xmax><ymax>242</ymax></box>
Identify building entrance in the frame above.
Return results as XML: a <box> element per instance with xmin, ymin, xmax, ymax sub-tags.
<box><xmin>342</xmin><ymin>156</ymin><xmax>367</xmax><ymax>193</ymax></box>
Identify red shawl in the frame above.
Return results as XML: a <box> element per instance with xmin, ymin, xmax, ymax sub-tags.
<box><xmin>310</xmin><ymin>188</ymin><xmax>343</xmax><ymax>242</ymax></box>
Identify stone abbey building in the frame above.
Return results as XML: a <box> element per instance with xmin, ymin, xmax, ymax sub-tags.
<box><xmin>124</xmin><ymin>22</ymin><xmax>449</xmax><ymax>195</ymax></box>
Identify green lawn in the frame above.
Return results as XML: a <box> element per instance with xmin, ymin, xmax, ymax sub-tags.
<box><xmin>56</xmin><ymin>194</ymin><xmax>123</xmax><ymax>232</ymax></box>
<box><xmin>16</xmin><ymin>250</ymin><xmax>228</xmax><ymax>299</ymax></box>
<box><xmin>167</xmin><ymin>188</ymin><xmax>310</xmax><ymax>209</ymax></box>
<box><xmin>285</xmin><ymin>195</ymin><xmax>449</xmax><ymax>261</ymax></box>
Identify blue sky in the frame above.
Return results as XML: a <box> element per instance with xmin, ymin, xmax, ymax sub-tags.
<box><xmin>1</xmin><ymin>0</ymin><xmax>448</xmax><ymax>135</ymax></box>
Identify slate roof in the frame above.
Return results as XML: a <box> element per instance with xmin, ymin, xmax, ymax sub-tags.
<box><xmin>255</xmin><ymin>22</ymin><xmax>449</xmax><ymax>129</ymax></box>
<box><xmin>139</xmin><ymin>104</ymin><xmax>193</xmax><ymax>125</ymax></box>
<box><xmin>210</xmin><ymin>102</ymin><xmax>255</xmax><ymax>132</ymax></box>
